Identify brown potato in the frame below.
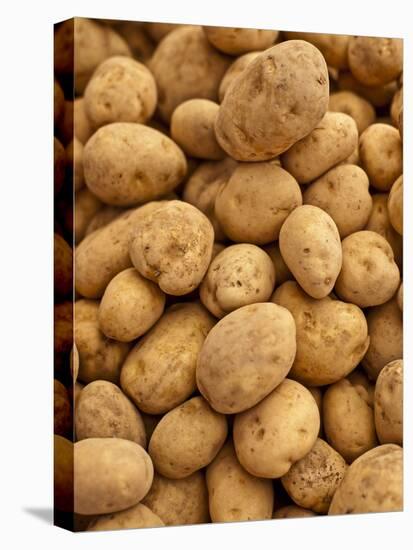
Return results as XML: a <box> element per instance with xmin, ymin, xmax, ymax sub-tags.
<box><xmin>66</xmin><ymin>137</ymin><xmax>85</xmax><ymax>192</ymax></box>
<box><xmin>74</xmin><ymin>187</ymin><xmax>102</xmax><ymax>243</ymax></box>
<box><xmin>113</xmin><ymin>22</ymin><xmax>155</xmax><ymax>62</ymax></box>
<box><xmin>144</xmin><ymin>22</ymin><xmax>184</xmax><ymax>43</ymax></box>
<box><xmin>54</xmin><ymin>380</ymin><xmax>72</xmax><ymax>438</ymax></box>
<box><xmin>203</xmin><ymin>26</ymin><xmax>278</xmax><ymax>55</ymax></box>
<box><xmin>54</xmin><ymin>79</ymin><xmax>65</xmax><ymax>125</ymax></box>
<box><xmin>348</xmin><ymin>37</ymin><xmax>403</xmax><ymax>87</ymax></box>
<box><xmin>284</xmin><ymin>32</ymin><xmax>350</xmax><ymax>69</ymax></box>
<box><xmin>87</xmin><ymin>503</ymin><xmax>164</xmax><ymax>531</ymax></box>
<box><xmin>54</xmin><ymin>233</ymin><xmax>72</xmax><ymax>298</ymax></box>
<box><xmin>85</xmin><ymin>205</ymin><xmax>124</xmax><ymax>236</ymax></box>
<box><xmin>374</xmin><ymin>359</ymin><xmax>403</xmax><ymax>445</ymax></box>
<box><xmin>397</xmin><ymin>282</ymin><xmax>403</xmax><ymax>311</ymax></box>
<box><xmin>54</xmin><ymin>435</ymin><xmax>73</xmax><ymax>512</ymax></box>
<box><xmin>57</xmin><ymin>100</ymin><xmax>74</xmax><ymax>145</ymax></box>
<box><xmin>218</xmin><ymin>52</ymin><xmax>261</xmax><ymax>102</ymax></box>
<box><xmin>328</xmin><ymin>91</ymin><xmax>376</xmax><ymax>133</ymax></box>
<box><xmin>54</xmin><ymin>302</ymin><xmax>73</xmax><ymax>354</ymax></box>
<box><xmin>366</xmin><ymin>193</ymin><xmax>403</xmax><ymax>268</ymax></box>
<box><xmin>390</xmin><ymin>87</ymin><xmax>403</xmax><ymax>127</ymax></box>
<box><xmin>273</xmin><ymin>505</ymin><xmax>316</xmax><ymax>519</ymax></box>
<box><xmin>338</xmin><ymin>71</ymin><xmax>398</xmax><ymax>107</ymax></box>
<box><xmin>263</xmin><ymin>242</ymin><xmax>293</xmax><ymax>287</ymax></box>
<box><xmin>54</xmin><ymin>137</ymin><xmax>65</xmax><ymax>195</ymax></box>
<box><xmin>74</xmin><ymin>98</ymin><xmax>93</xmax><ymax>144</ymax></box>
<box><xmin>388</xmin><ymin>175</ymin><xmax>403</xmax><ymax>235</ymax></box>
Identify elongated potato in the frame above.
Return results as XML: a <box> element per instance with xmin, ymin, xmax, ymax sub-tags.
<box><xmin>374</xmin><ymin>359</ymin><xmax>403</xmax><ymax>445</ymax></box>
<box><xmin>87</xmin><ymin>503</ymin><xmax>164</xmax><ymax>531</ymax></box>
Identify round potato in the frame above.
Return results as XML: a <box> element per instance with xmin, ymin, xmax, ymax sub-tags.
<box><xmin>54</xmin><ymin>233</ymin><xmax>73</xmax><ymax>298</ymax></box>
<box><xmin>149</xmin><ymin>396</ymin><xmax>227</xmax><ymax>479</ymax></box>
<box><xmin>74</xmin><ymin>97</ymin><xmax>93</xmax><ymax>144</ymax></box>
<box><xmin>54</xmin><ymin>137</ymin><xmax>65</xmax><ymax>195</ymax></box>
<box><xmin>74</xmin><ymin>187</ymin><xmax>102</xmax><ymax>244</ymax></box>
<box><xmin>388</xmin><ymin>175</ymin><xmax>403</xmax><ymax>235</ymax></box>
<box><xmin>273</xmin><ymin>505</ymin><xmax>316</xmax><ymax>519</ymax></box>
<box><xmin>233</xmin><ymin>379</ymin><xmax>320</xmax><ymax>478</ymax></box>
<box><xmin>348</xmin><ymin>37</ymin><xmax>403</xmax><ymax>87</ymax></box>
<box><xmin>337</xmin><ymin>71</ymin><xmax>398</xmax><ymax>107</ymax></box>
<box><xmin>328</xmin><ymin>90</ymin><xmax>376</xmax><ymax>133</ymax></box>
<box><xmin>200</xmin><ymin>244</ymin><xmax>276</xmax><ymax>318</ymax></box>
<box><xmin>203</xmin><ymin>26</ymin><xmax>277</xmax><ymax>55</ymax></box>
<box><xmin>54</xmin><ymin>435</ymin><xmax>74</xmax><ymax>512</ymax></box>
<box><xmin>87</xmin><ymin>503</ymin><xmax>164</xmax><ymax>531</ymax></box>
<box><xmin>215</xmin><ymin>40</ymin><xmax>329</xmax><ymax>161</ymax></box>
<box><xmin>197</xmin><ymin>303</ymin><xmax>296</xmax><ymax>414</ymax></box>
<box><xmin>54</xmin><ymin>380</ymin><xmax>72</xmax><ymax>438</ymax></box>
<box><xmin>366</xmin><ymin>193</ymin><xmax>403</xmax><ymax>268</ymax></box>
<box><xmin>374</xmin><ymin>359</ymin><xmax>403</xmax><ymax>445</ymax></box>
<box><xmin>283</xmin><ymin>32</ymin><xmax>350</xmax><ymax>69</ymax></box>
<box><xmin>218</xmin><ymin>52</ymin><xmax>260</xmax><ymax>102</ymax></box>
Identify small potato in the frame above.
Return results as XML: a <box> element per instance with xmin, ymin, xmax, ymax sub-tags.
<box><xmin>200</xmin><ymin>244</ymin><xmax>276</xmax><ymax>318</ymax></box>
<box><xmin>74</xmin><ymin>438</ymin><xmax>153</xmax><ymax>515</ymax></box>
<box><xmin>388</xmin><ymin>175</ymin><xmax>403</xmax><ymax>235</ymax></box>
<box><xmin>359</xmin><ymin>123</ymin><xmax>402</xmax><ymax>191</ymax></box>
<box><xmin>54</xmin><ymin>233</ymin><xmax>72</xmax><ymax>298</ymax></box>
<box><xmin>171</xmin><ymin>99</ymin><xmax>224</xmax><ymax>160</ymax></box>
<box><xmin>54</xmin><ymin>435</ymin><xmax>73</xmax><ymax>512</ymax></box>
<box><xmin>214</xmin><ymin>162</ymin><xmax>302</xmax><ymax>245</ymax></box>
<box><xmin>113</xmin><ymin>22</ymin><xmax>155</xmax><ymax>61</ymax></box>
<box><xmin>273</xmin><ymin>505</ymin><xmax>316</xmax><ymax>519</ymax></box>
<box><xmin>335</xmin><ymin>231</ymin><xmax>400</xmax><ymax>308</ymax></box>
<box><xmin>98</xmin><ymin>268</ymin><xmax>165</xmax><ymax>342</ymax></box>
<box><xmin>148</xmin><ymin>396</ymin><xmax>227</xmax><ymax>479</ymax></box>
<box><xmin>74</xmin><ymin>98</ymin><xmax>93</xmax><ymax>144</ymax></box>
<box><xmin>85</xmin><ymin>205</ymin><xmax>124</xmax><ymax>236</ymax></box>
<box><xmin>120</xmin><ymin>302</ymin><xmax>215</xmax><ymax>414</ymax></box>
<box><xmin>207</xmin><ymin>441</ymin><xmax>274</xmax><ymax>522</ymax></box>
<box><xmin>74</xmin><ymin>187</ymin><xmax>102</xmax><ymax>243</ymax></box>
<box><xmin>54</xmin><ymin>137</ymin><xmax>65</xmax><ymax>194</ymax></box>
<box><xmin>366</xmin><ymin>193</ymin><xmax>403</xmax><ymax>268</ymax></box>
<box><xmin>281</xmin><ymin>438</ymin><xmax>347</xmax><ymax>513</ymax></box>
<box><xmin>375</xmin><ymin>359</ymin><xmax>403</xmax><ymax>445</ymax></box>
<box><xmin>75</xmin><ymin>380</ymin><xmax>146</xmax><ymax>447</ymax></box>
<box><xmin>218</xmin><ymin>52</ymin><xmax>260</xmax><ymax>102</ymax></box>
<box><xmin>303</xmin><ymin>164</ymin><xmax>372</xmax><ymax>238</ymax></box>
<box><xmin>203</xmin><ymin>26</ymin><xmax>278</xmax><ymax>55</ymax></box>
<box><xmin>54</xmin><ymin>302</ymin><xmax>73</xmax><ymax>354</ymax></box>
<box><xmin>84</xmin><ymin>123</ymin><xmax>187</xmax><ymax>206</ymax></box>
<box><xmin>66</xmin><ymin>138</ymin><xmax>85</xmax><ymax>192</ymax></box>
<box><xmin>362</xmin><ymin>299</ymin><xmax>403</xmax><ymax>381</ymax></box>
<box><xmin>142</xmin><ymin>471</ymin><xmax>209</xmax><ymax>526</ymax></box>
<box><xmin>84</xmin><ymin>56</ymin><xmax>157</xmax><ymax>128</ymax></box>
<box><xmin>87</xmin><ymin>503</ymin><xmax>164</xmax><ymax>531</ymax></box>
<box><xmin>263</xmin><ymin>242</ymin><xmax>293</xmax><ymax>287</ymax></box>
<box><xmin>323</xmin><ymin>376</ymin><xmax>377</xmax><ymax>463</ymax></box>
<box><xmin>390</xmin><ymin>87</ymin><xmax>403</xmax><ymax>127</ymax></box>
<box><xmin>281</xmin><ymin>112</ymin><xmax>358</xmax><ymax>184</ymax></box>
<box><xmin>328</xmin><ymin>91</ymin><xmax>376</xmax><ymax>133</ymax></box>
<box><xmin>54</xmin><ymin>79</ymin><xmax>65</xmax><ymax>125</ymax></box>
<box><xmin>233</xmin><ymin>379</ymin><xmax>320</xmax><ymax>478</ymax></box>
<box><xmin>348</xmin><ymin>37</ymin><xmax>403</xmax><ymax>87</ymax></box>
<box><xmin>284</xmin><ymin>32</ymin><xmax>350</xmax><ymax>69</ymax></box>
<box><xmin>272</xmin><ymin>282</ymin><xmax>369</xmax><ymax>386</ymax></box>
<box><xmin>197</xmin><ymin>303</ymin><xmax>296</xmax><ymax>414</ymax></box>
<box><xmin>337</xmin><ymin>71</ymin><xmax>398</xmax><ymax>107</ymax></box>
<box><xmin>129</xmin><ymin>201</ymin><xmax>214</xmax><ymax>296</ymax></box>
<box><xmin>54</xmin><ymin>380</ymin><xmax>72</xmax><ymax>438</ymax></box>
<box><xmin>279</xmin><ymin>205</ymin><xmax>342</xmax><ymax>299</ymax></box>
<box><xmin>397</xmin><ymin>282</ymin><xmax>403</xmax><ymax>311</ymax></box>
<box><xmin>329</xmin><ymin>444</ymin><xmax>403</xmax><ymax>514</ymax></box>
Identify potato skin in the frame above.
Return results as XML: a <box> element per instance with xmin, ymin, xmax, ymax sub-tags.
<box><xmin>284</xmin><ymin>32</ymin><xmax>350</xmax><ymax>69</ymax></box>
<box><xmin>67</xmin><ymin>137</ymin><xmax>85</xmax><ymax>192</ymax></box>
<box><xmin>54</xmin><ymin>435</ymin><xmax>74</xmax><ymax>512</ymax></box>
<box><xmin>329</xmin><ymin>91</ymin><xmax>376</xmax><ymax>133</ymax></box>
<box><xmin>74</xmin><ymin>187</ymin><xmax>102</xmax><ymax>243</ymax></box>
<box><xmin>74</xmin><ymin>97</ymin><xmax>93</xmax><ymax>144</ymax></box>
<box><xmin>263</xmin><ymin>242</ymin><xmax>293</xmax><ymax>287</ymax></box>
<box><xmin>197</xmin><ymin>303</ymin><xmax>296</xmax><ymax>414</ymax></box>
<box><xmin>54</xmin><ymin>137</ymin><xmax>66</xmax><ymax>194</ymax></box>
<box><xmin>215</xmin><ymin>40</ymin><xmax>329</xmax><ymax>161</ymax></box>
<box><xmin>54</xmin><ymin>302</ymin><xmax>73</xmax><ymax>354</ymax></box>
<box><xmin>273</xmin><ymin>505</ymin><xmax>316</xmax><ymax>519</ymax></box>
<box><xmin>233</xmin><ymin>379</ymin><xmax>320</xmax><ymax>478</ymax></box>
<box><xmin>279</xmin><ymin>205</ymin><xmax>342</xmax><ymax>299</ymax></box>
<box><xmin>348</xmin><ymin>37</ymin><xmax>403</xmax><ymax>87</ymax></box>
<box><xmin>54</xmin><ymin>380</ymin><xmax>72</xmax><ymax>438</ymax></box>
<box><xmin>75</xmin><ymin>380</ymin><xmax>146</xmax><ymax>447</ymax></box>
<box><xmin>388</xmin><ymin>175</ymin><xmax>403</xmax><ymax>235</ymax></box>
<box><xmin>54</xmin><ymin>233</ymin><xmax>73</xmax><ymax>298</ymax></box>
<box><xmin>374</xmin><ymin>359</ymin><xmax>403</xmax><ymax>445</ymax></box>
<box><xmin>218</xmin><ymin>52</ymin><xmax>261</xmax><ymax>102</ymax></box>
<box><xmin>203</xmin><ymin>26</ymin><xmax>278</xmax><ymax>55</ymax></box>
<box><xmin>54</xmin><ymin>79</ymin><xmax>65</xmax><ymax>125</ymax></box>
<box><xmin>85</xmin><ymin>205</ymin><xmax>124</xmax><ymax>236</ymax></box>
<box><xmin>148</xmin><ymin>396</ymin><xmax>227</xmax><ymax>479</ymax></box>
<box><xmin>74</xmin><ymin>438</ymin><xmax>154</xmax><ymax>515</ymax></box>
<box><xmin>397</xmin><ymin>282</ymin><xmax>403</xmax><ymax>311</ymax></box>
<box><xmin>120</xmin><ymin>302</ymin><xmax>215</xmax><ymax>414</ymax></box>
<box><xmin>87</xmin><ymin>503</ymin><xmax>164</xmax><ymax>531</ymax></box>
<box><xmin>328</xmin><ymin>444</ymin><xmax>403</xmax><ymax>514</ymax></box>
<box><xmin>272</xmin><ymin>282</ymin><xmax>369</xmax><ymax>386</ymax></box>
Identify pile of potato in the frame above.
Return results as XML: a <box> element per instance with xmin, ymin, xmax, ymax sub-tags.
<box><xmin>54</xmin><ymin>18</ymin><xmax>403</xmax><ymax>532</ymax></box>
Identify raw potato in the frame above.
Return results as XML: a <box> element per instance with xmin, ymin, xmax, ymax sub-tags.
<box><xmin>129</xmin><ymin>201</ymin><xmax>214</xmax><ymax>296</ymax></box>
<box><xmin>197</xmin><ymin>303</ymin><xmax>296</xmax><ymax>413</ymax></box>
<box><xmin>284</xmin><ymin>32</ymin><xmax>350</xmax><ymax>69</ymax></box>
<box><xmin>54</xmin><ymin>79</ymin><xmax>65</xmax><ymax>125</ymax></box>
<box><xmin>74</xmin><ymin>187</ymin><xmax>102</xmax><ymax>243</ymax></box>
<box><xmin>203</xmin><ymin>26</ymin><xmax>278</xmax><ymax>55</ymax></box>
<box><xmin>54</xmin><ymin>233</ymin><xmax>72</xmax><ymax>298</ymax></box>
<box><xmin>148</xmin><ymin>396</ymin><xmax>227</xmax><ymax>479</ymax></box>
<box><xmin>67</xmin><ymin>138</ymin><xmax>85</xmax><ymax>192</ymax></box>
<box><xmin>329</xmin><ymin>444</ymin><xmax>403</xmax><ymax>514</ymax></box>
<box><xmin>348</xmin><ymin>37</ymin><xmax>403</xmax><ymax>87</ymax></box>
<box><xmin>98</xmin><ymin>267</ymin><xmax>165</xmax><ymax>342</ymax></box>
<box><xmin>279</xmin><ymin>205</ymin><xmax>342</xmax><ymax>299</ymax></box>
<box><xmin>233</xmin><ymin>379</ymin><xmax>320</xmax><ymax>478</ymax></box>
<box><xmin>337</xmin><ymin>71</ymin><xmax>398</xmax><ymax>107</ymax></box>
<box><xmin>273</xmin><ymin>505</ymin><xmax>316</xmax><ymax>519</ymax></box>
<box><xmin>84</xmin><ymin>56</ymin><xmax>157</xmax><ymax>128</ymax></box>
<box><xmin>272</xmin><ymin>281</ymin><xmax>369</xmax><ymax>386</ymax></box>
<box><xmin>145</xmin><ymin>22</ymin><xmax>183</xmax><ymax>43</ymax></box>
<box><xmin>87</xmin><ymin>503</ymin><xmax>164</xmax><ymax>531</ymax></box>
<box><xmin>263</xmin><ymin>242</ymin><xmax>293</xmax><ymax>286</ymax></box>
<box><xmin>335</xmin><ymin>231</ymin><xmax>400</xmax><ymax>308</ymax></box>
<box><xmin>74</xmin><ymin>437</ymin><xmax>154</xmax><ymax>515</ymax></box>
<box><xmin>206</xmin><ymin>441</ymin><xmax>274</xmax><ymax>522</ymax></box>
<box><xmin>57</xmin><ymin>100</ymin><xmax>74</xmax><ymax>145</ymax></box>
<box><xmin>303</xmin><ymin>164</ymin><xmax>372</xmax><ymax>238</ymax></box>
<box><xmin>281</xmin><ymin>111</ymin><xmax>358</xmax><ymax>184</ymax></box>
<box><xmin>388</xmin><ymin>175</ymin><xmax>403</xmax><ymax>235</ymax></box>
<box><xmin>75</xmin><ymin>380</ymin><xmax>146</xmax><ymax>447</ymax></box>
<box><xmin>397</xmin><ymin>283</ymin><xmax>403</xmax><ymax>311</ymax></box>
<box><xmin>120</xmin><ymin>302</ymin><xmax>215</xmax><ymax>414</ymax></box>
<box><xmin>54</xmin><ymin>380</ymin><xmax>72</xmax><ymax>437</ymax></box>
<box><xmin>215</xmin><ymin>40</ymin><xmax>329</xmax><ymax>161</ymax></box>
<box><xmin>200</xmin><ymin>244</ymin><xmax>276</xmax><ymax>318</ymax></box>
<box><xmin>142</xmin><ymin>471</ymin><xmax>210</xmax><ymax>526</ymax></box>
<box><xmin>54</xmin><ymin>137</ymin><xmax>65</xmax><ymax>194</ymax></box>
<box><xmin>215</xmin><ymin>162</ymin><xmax>302</xmax><ymax>244</ymax></box>
<box><xmin>374</xmin><ymin>359</ymin><xmax>403</xmax><ymax>445</ymax></box>
<box><xmin>85</xmin><ymin>205</ymin><xmax>124</xmax><ymax>236</ymax></box>
<box><xmin>83</xmin><ymin>123</ymin><xmax>187</xmax><ymax>206</ymax></box>
<box><xmin>218</xmin><ymin>52</ymin><xmax>261</xmax><ymax>102</ymax></box>
<box><xmin>54</xmin><ymin>435</ymin><xmax>73</xmax><ymax>512</ymax></box>
<box><xmin>113</xmin><ymin>22</ymin><xmax>155</xmax><ymax>61</ymax></box>
<box><xmin>359</xmin><ymin>123</ymin><xmax>402</xmax><ymax>191</ymax></box>
<box><xmin>366</xmin><ymin>193</ymin><xmax>403</xmax><ymax>268</ymax></box>
<box><xmin>281</xmin><ymin>438</ymin><xmax>347</xmax><ymax>513</ymax></box>
<box><xmin>74</xmin><ymin>98</ymin><xmax>93</xmax><ymax>144</ymax></box>
<box><xmin>328</xmin><ymin>91</ymin><xmax>376</xmax><ymax>133</ymax></box>
<box><xmin>390</xmin><ymin>87</ymin><xmax>403</xmax><ymax>127</ymax></box>
<box><xmin>54</xmin><ymin>302</ymin><xmax>73</xmax><ymax>354</ymax></box>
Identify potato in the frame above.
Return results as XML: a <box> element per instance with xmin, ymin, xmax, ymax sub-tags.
<box><xmin>308</xmin><ymin>387</ymin><xmax>323</xmax><ymax>436</ymax></box>
<box><xmin>218</xmin><ymin>52</ymin><xmax>260</xmax><ymax>102</ymax></box>
<box><xmin>200</xmin><ymin>244</ymin><xmax>276</xmax><ymax>318</ymax></box>
<box><xmin>283</xmin><ymin>32</ymin><xmax>350</xmax><ymax>69</ymax></box>
<box><xmin>54</xmin><ymin>435</ymin><xmax>73</xmax><ymax>512</ymax></box>
<box><xmin>98</xmin><ymin>268</ymin><xmax>165</xmax><ymax>342</ymax></box>
<box><xmin>75</xmin><ymin>380</ymin><xmax>146</xmax><ymax>447</ymax></box>
<box><xmin>113</xmin><ymin>22</ymin><xmax>155</xmax><ymax>61</ymax></box>
<box><xmin>263</xmin><ymin>242</ymin><xmax>293</xmax><ymax>287</ymax></box>
<box><xmin>197</xmin><ymin>303</ymin><xmax>296</xmax><ymax>414</ymax></box>
<box><xmin>66</xmin><ymin>137</ymin><xmax>85</xmax><ymax>192</ymax></box>
<box><xmin>54</xmin><ymin>233</ymin><xmax>72</xmax><ymax>298</ymax></box>
<box><xmin>390</xmin><ymin>87</ymin><xmax>403</xmax><ymax>127</ymax></box>
<box><xmin>85</xmin><ymin>205</ymin><xmax>124</xmax><ymax>236</ymax></box>
<box><xmin>74</xmin><ymin>437</ymin><xmax>153</xmax><ymax>515</ymax></box>
<box><xmin>84</xmin><ymin>56</ymin><xmax>157</xmax><ymax>128</ymax></box>
<box><xmin>329</xmin><ymin>444</ymin><xmax>403</xmax><ymax>514</ymax></box>
<box><xmin>75</xmin><ymin>298</ymin><xmax>99</xmax><ymax>323</ymax></box>
<box><xmin>347</xmin><ymin>369</ymin><xmax>375</xmax><ymax>407</ymax></box>
<box><xmin>74</xmin><ymin>187</ymin><xmax>102</xmax><ymax>243</ymax></box>
<box><xmin>359</xmin><ymin>123</ymin><xmax>402</xmax><ymax>191</ymax></box>
<box><xmin>281</xmin><ymin>438</ymin><xmax>347</xmax><ymax>513</ymax></box>
<box><xmin>328</xmin><ymin>91</ymin><xmax>375</xmax><ymax>133</ymax></box>
<box><xmin>74</xmin><ymin>98</ymin><xmax>93</xmax><ymax>144</ymax></box>
<box><xmin>54</xmin><ymin>20</ymin><xmax>74</xmax><ymax>76</ymax></box>
<box><xmin>279</xmin><ymin>205</ymin><xmax>342</xmax><ymax>299</ymax></box>
<box><xmin>366</xmin><ymin>193</ymin><xmax>403</xmax><ymax>268</ymax></box>
<box><xmin>142</xmin><ymin>471</ymin><xmax>209</xmax><ymax>525</ymax></box>
<box><xmin>273</xmin><ymin>505</ymin><xmax>316</xmax><ymax>519</ymax></box>
<box><xmin>233</xmin><ymin>379</ymin><xmax>320</xmax><ymax>478</ymax></box>
<box><xmin>54</xmin><ymin>302</ymin><xmax>73</xmax><ymax>354</ymax></box>
<box><xmin>54</xmin><ymin>380</ymin><xmax>72</xmax><ymax>437</ymax></box>
<box><xmin>54</xmin><ymin>137</ymin><xmax>65</xmax><ymax>194</ymax></box>
<box><xmin>397</xmin><ymin>282</ymin><xmax>403</xmax><ymax>311</ymax></box>
<box><xmin>54</xmin><ymin>79</ymin><xmax>65</xmax><ymax>125</ymax></box>
<box><xmin>374</xmin><ymin>359</ymin><xmax>403</xmax><ymax>445</ymax></box>
<box><xmin>348</xmin><ymin>37</ymin><xmax>403</xmax><ymax>87</ymax></box>
<box><xmin>71</xmin><ymin>343</ymin><xmax>79</xmax><ymax>382</ymax></box>
<box><xmin>203</xmin><ymin>26</ymin><xmax>278</xmax><ymax>55</ymax></box>
<box><xmin>129</xmin><ymin>201</ymin><xmax>214</xmax><ymax>296</ymax></box>
<box><xmin>281</xmin><ymin>112</ymin><xmax>358</xmax><ymax>183</ymax></box>
<box><xmin>388</xmin><ymin>175</ymin><xmax>403</xmax><ymax>235</ymax></box>
<box><xmin>144</xmin><ymin>22</ymin><xmax>183</xmax><ymax>43</ymax></box>
<box><xmin>83</xmin><ymin>123</ymin><xmax>187</xmax><ymax>207</ymax></box>
<box><xmin>215</xmin><ymin>162</ymin><xmax>302</xmax><ymax>245</ymax></box>
<box><xmin>323</xmin><ymin>375</ymin><xmax>377</xmax><ymax>463</ymax></box>
<box><xmin>272</xmin><ymin>281</ymin><xmax>369</xmax><ymax>386</ymax></box>
<box><xmin>57</xmin><ymin>100</ymin><xmax>74</xmax><ymax>145</ymax></box>
<box><xmin>335</xmin><ymin>231</ymin><xmax>400</xmax><ymax>308</ymax></box>
<box><xmin>87</xmin><ymin>503</ymin><xmax>164</xmax><ymax>531</ymax></box>
<box><xmin>215</xmin><ymin>40</ymin><xmax>329</xmax><ymax>161</ymax></box>
<box><xmin>337</xmin><ymin>71</ymin><xmax>398</xmax><ymax>107</ymax></box>
<box><xmin>303</xmin><ymin>164</ymin><xmax>372</xmax><ymax>238</ymax></box>
<box><xmin>120</xmin><ymin>302</ymin><xmax>215</xmax><ymax>414</ymax></box>
<box><xmin>149</xmin><ymin>26</ymin><xmax>230</xmax><ymax>122</ymax></box>
<box><xmin>148</xmin><ymin>396</ymin><xmax>227</xmax><ymax>479</ymax></box>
